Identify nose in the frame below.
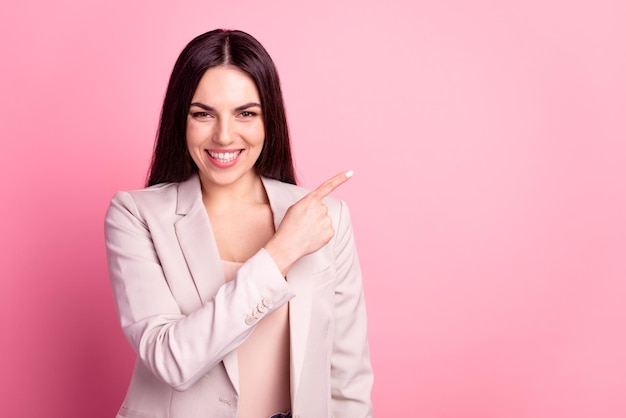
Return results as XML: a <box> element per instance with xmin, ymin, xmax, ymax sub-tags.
<box><xmin>213</xmin><ymin>118</ymin><xmax>234</xmax><ymax>145</ymax></box>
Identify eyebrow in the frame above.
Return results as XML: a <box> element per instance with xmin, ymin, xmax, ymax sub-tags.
<box><xmin>189</xmin><ymin>102</ymin><xmax>262</xmax><ymax>112</ymax></box>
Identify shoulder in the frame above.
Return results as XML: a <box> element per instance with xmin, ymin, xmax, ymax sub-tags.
<box><xmin>106</xmin><ymin>175</ymin><xmax>200</xmax><ymax>225</ymax></box>
<box><xmin>109</xmin><ymin>182</ymin><xmax>178</xmax><ymax>214</ymax></box>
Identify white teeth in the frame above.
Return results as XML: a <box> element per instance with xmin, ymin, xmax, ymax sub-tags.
<box><xmin>208</xmin><ymin>150</ymin><xmax>241</xmax><ymax>162</ymax></box>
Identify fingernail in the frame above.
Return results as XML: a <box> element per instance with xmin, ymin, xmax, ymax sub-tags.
<box><xmin>345</xmin><ymin>170</ymin><xmax>354</xmax><ymax>178</ymax></box>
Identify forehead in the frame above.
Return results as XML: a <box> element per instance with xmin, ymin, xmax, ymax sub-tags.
<box><xmin>192</xmin><ymin>66</ymin><xmax>260</xmax><ymax>104</ymax></box>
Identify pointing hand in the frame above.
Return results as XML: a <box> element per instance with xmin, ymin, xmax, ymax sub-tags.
<box><xmin>265</xmin><ymin>171</ymin><xmax>353</xmax><ymax>276</ymax></box>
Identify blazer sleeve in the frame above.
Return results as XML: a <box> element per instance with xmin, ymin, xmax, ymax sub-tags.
<box><xmin>330</xmin><ymin>201</ymin><xmax>374</xmax><ymax>417</ymax></box>
<box><xmin>104</xmin><ymin>191</ymin><xmax>294</xmax><ymax>391</ymax></box>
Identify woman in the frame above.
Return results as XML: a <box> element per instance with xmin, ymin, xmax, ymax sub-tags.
<box><xmin>105</xmin><ymin>29</ymin><xmax>373</xmax><ymax>418</ymax></box>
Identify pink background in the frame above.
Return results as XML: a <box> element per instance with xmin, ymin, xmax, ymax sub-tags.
<box><xmin>1</xmin><ymin>1</ymin><xmax>625</xmax><ymax>416</ymax></box>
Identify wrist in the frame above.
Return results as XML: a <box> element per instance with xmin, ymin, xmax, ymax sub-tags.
<box><xmin>264</xmin><ymin>237</ymin><xmax>298</xmax><ymax>277</ymax></box>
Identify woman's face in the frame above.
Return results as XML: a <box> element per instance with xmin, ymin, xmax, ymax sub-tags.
<box><xmin>186</xmin><ymin>65</ymin><xmax>265</xmax><ymax>189</ymax></box>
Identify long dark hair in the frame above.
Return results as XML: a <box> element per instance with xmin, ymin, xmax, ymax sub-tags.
<box><xmin>147</xmin><ymin>29</ymin><xmax>296</xmax><ymax>186</ymax></box>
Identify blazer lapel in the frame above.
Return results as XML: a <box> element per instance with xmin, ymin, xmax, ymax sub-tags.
<box><xmin>173</xmin><ymin>175</ymin><xmax>241</xmax><ymax>393</ymax></box>
<box><xmin>261</xmin><ymin>177</ymin><xmax>314</xmax><ymax>404</ymax></box>
<box><xmin>174</xmin><ymin>175</ymin><xmax>224</xmax><ymax>301</ymax></box>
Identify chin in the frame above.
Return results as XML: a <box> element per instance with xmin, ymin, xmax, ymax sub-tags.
<box><xmin>200</xmin><ymin>169</ymin><xmax>257</xmax><ymax>187</ymax></box>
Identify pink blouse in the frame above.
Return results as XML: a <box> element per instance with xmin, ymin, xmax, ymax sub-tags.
<box><xmin>222</xmin><ymin>260</ymin><xmax>291</xmax><ymax>418</ymax></box>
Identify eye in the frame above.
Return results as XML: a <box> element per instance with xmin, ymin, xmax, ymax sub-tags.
<box><xmin>239</xmin><ymin>111</ymin><xmax>257</xmax><ymax>118</ymax></box>
<box><xmin>192</xmin><ymin>111</ymin><xmax>211</xmax><ymax>118</ymax></box>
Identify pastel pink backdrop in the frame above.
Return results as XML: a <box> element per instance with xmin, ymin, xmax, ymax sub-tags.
<box><xmin>1</xmin><ymin>1</ymin><xmax>625</xmax><ymax>417</ymax></box>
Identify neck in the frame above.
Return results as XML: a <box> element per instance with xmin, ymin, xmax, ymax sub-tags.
<box><xmin>200</xmin><ymin>172</ymin><xmax>268</xmax><ymax>210</ymax></box>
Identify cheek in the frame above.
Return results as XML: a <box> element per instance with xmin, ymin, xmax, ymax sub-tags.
<box><xmin>186</xmin><ymin>122</ymin><xmax>205</xmax><ymax>147</ymax></box>
<box><xmin>246</xmin><ymin>122</ymin><xmax>265</xmax><ymax>146</ymax></box>
<box><xmin>185</xmin><ymin>121</ymin><xmax>194</xmax><ymax>144</ymax></box>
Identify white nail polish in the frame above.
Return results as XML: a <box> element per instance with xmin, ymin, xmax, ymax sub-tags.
<box><xmin>345</xmin><ymin>170</ymin><xmax>354</xmax><ymax>178</ymax></box>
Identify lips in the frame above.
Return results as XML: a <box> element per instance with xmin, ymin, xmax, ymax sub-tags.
<box><xmin>206</xmin><ymin>149</ymin><xmax>242</xmax><ymax>163</ymax></box>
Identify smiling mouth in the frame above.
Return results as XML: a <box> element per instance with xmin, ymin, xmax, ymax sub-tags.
<box><xmin>206</xmin><ymin>150</ymin><xmax>242</xmax><ymax>163</ymax></box>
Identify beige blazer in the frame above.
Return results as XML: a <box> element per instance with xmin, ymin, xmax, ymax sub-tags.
<box><xmin>104</xmin><ymin>174</ymin><xmax>373</xmax><ymax>418</ymax></box>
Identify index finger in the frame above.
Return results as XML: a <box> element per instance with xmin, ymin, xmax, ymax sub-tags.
<box><xmin>311</xmin><ymin>170</ymin><xmax>354</xmax><ymax>199</ymax></box>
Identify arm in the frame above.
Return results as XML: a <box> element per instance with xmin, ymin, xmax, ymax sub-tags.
<box><xmin>105</xmin><ymin>191</ymin><xmax>294</xmax><ymax>391</ymax></box>
<box><xmin>330</xmin><ymin>201</ymin><xmax>374</xmax><ymax>417</ymax></box>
